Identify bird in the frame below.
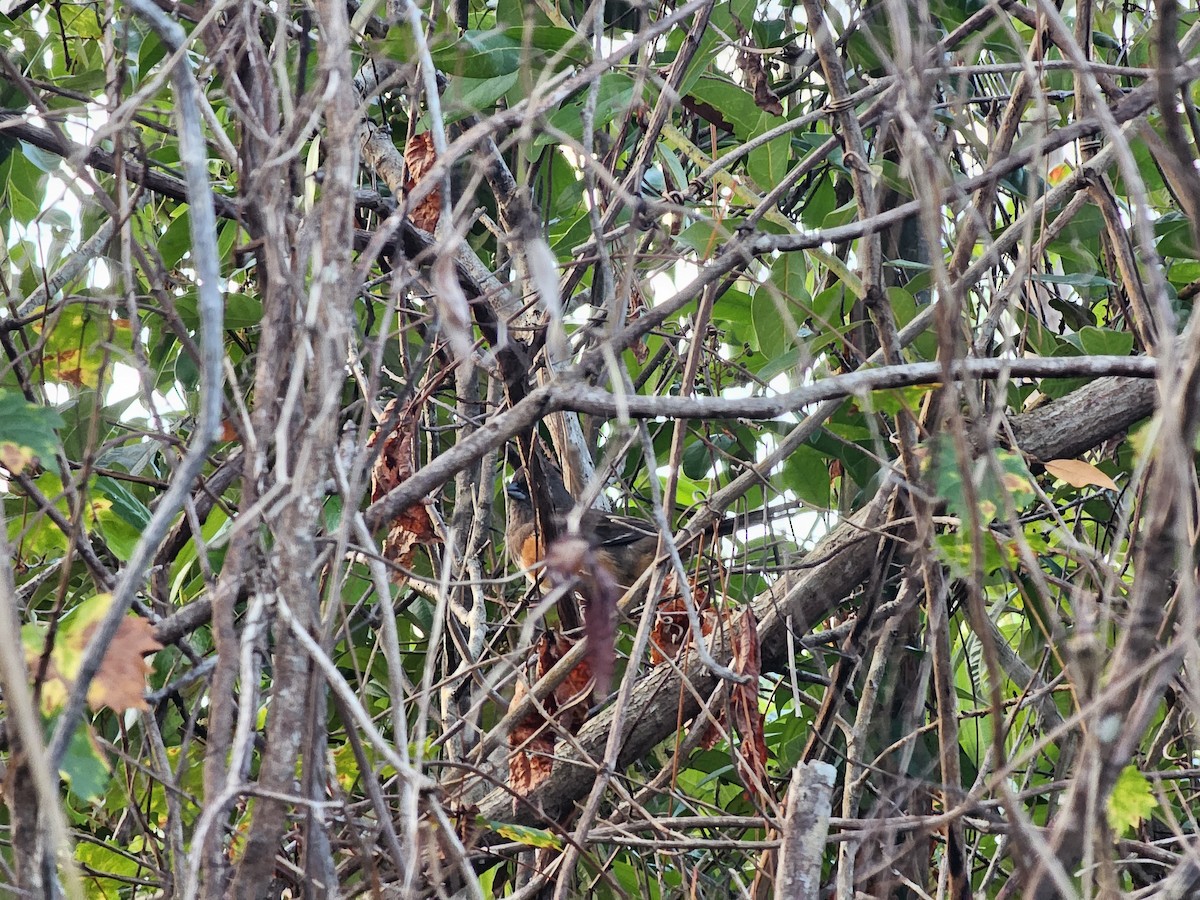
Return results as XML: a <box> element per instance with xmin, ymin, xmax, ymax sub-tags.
<box><xmin>504</xmin><ymin>467</ymin><xmax>738</xmax><ymax>592</ymax></box>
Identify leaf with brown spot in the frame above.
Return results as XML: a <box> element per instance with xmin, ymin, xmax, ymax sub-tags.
<box><xmin>25</xmin><ymin>594</ymin><xmax>163</xmax><ymax>713</ymax></box>
<box><xmin>405</xmin><ymin>133</ymin><xmax>442</xmax><ymax>232</ymax></box>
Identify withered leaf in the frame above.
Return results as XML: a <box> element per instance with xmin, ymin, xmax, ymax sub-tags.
<box><xmin>368</xmin><ymin>397</ymin><xmax>419</xmax><ymax>502</ymax></box>
<box><xmin>508</xmin><ymin>679</ymin><xmax>557</xmax><ymax>797</ymax></box>
<box><xmin>1044</xmin><ymin>458</ymin><xmax>1119</xmax><ymax>491</ymax></box>
<box><xmin>551</xmin><ymin>634</ymin><xmax>594</xmax><ymax>734</ymax></box>
<box><xmin>84</xmin><ymin>615</ymin><xmax>163</xmax><ymax>713</ymax></box>
<box><xmin>506</xmin><ymin>632</ymin><xmax>596</xmax><ymax>799</ymax></box>
<box><xmin>729</xmin><ymin>607</ymin><xmax>773</xmax><ymax>800</ymax></box>
<box><xmin>369</xmin><ymin>397</ymin><xmax>440</xmax><ymax>580</ymax></box>
<box><xmin>405</xmin><ymin>133</ymin><xmax>442</xmax><ymax>233</ymax></box>
<box><xmin>650</xmin><ymin>598</ymin><xmax>690</xmax><ymax>665</ymax></box>
<box><xmin>680</xmin><ymin>95</ymin><xmax>734</xmax><ymax>132</ymax></box>
<box><xmin>650</xmin><ymin>575</ymin><xmax>715</xmax><ymax>665</ymax></box>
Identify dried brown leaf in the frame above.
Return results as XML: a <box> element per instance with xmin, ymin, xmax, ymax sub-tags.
<box><xmin>1044</xmin><ymin>458</ymin><xmax>1119</xmax><ymax>491</ymax></box>
<box><xmin>506</xmin><ymin>632</ymin><xmax>597</xmax><ymax>798</ymax></box>
<box><xmin>730</xmin><ymin>607</ymin><xmax>773</xmax><ymax>800</ymax></box>
<box><xmin>369</xmin><ymin>398</ymin><xmax>440</xmax><ymax>581</ymax></box>
<box><xmin>368</xmin><ymin>397</ymin><xmax>418</xmax><ymax>502</ymax></box>
<box><xmin>84</xmin><ymin>616</ymin><xmax>163</xmax><ymax>713</ymax></box>
<box><xmin>650</xmin><ymin>598</ymin><xmax>690</xmax><ymax>665</ymax></box>
<box><xmin>405</xmin><ymin>133</ymin><xmax>441</xmax><ymax>232</ymax></box>
<box><xmin>735</xmin><ymin>42</ymin><xmax>784</xmax><ymax>116</ymax></box>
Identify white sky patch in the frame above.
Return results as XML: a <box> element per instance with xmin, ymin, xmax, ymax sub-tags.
<box><xmin>42</xmin><ymin>383</ymin><xmax>72</xmax><ymax>405</ymax></box>
<box><xmin>105</xmin><ymin>362</ymin><xmax>189</xmax><ymax>422</ymax></box>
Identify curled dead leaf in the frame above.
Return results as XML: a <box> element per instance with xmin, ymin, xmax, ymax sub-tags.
<box><xmin>730</xmin><ymin>607</ymin><xmax>773</xmax><ymax>801</ymax></box>
<box><xmin>650</xmin><ymin>574</ymin><xmax>715</xmax><ymax>665</ymax></box>
<box><xmin>405</xmin><ymin>132</ymin><xmax>441</xmax><ymax>232</ymax></box>
<box><xmin>737</xmin><ymin>48</ymin><xmax>784</xmax><ymax>116</ymax></box>
<box><xmin>506</xmin><ymin>632</ymin><xmax>595</xmax><ymax>800</ymax></box>
<box><xmin>508</xmin><ymin>679</ymin><xmax>557</xmax><ymax>797</ymax></box>
<box><xmin>368</xmin><ymin>398</ymin><xmax>441</xmax><ymax>581</ymax></box>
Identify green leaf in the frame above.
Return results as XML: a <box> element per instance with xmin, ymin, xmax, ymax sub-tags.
<box><xmin>823</xmin><ymin>200</ymin><xmax>859</xmax><ymax>229</ymax></box>
<box><xmin>929</xmin><ymin>439</ymin><xmax>1035</xmax><ymax>526</ymax></box>
<box><xmin>159</xmin><ymin>209</ymin><xmax>192</xmax><ymax>268</ymax></box>
<box><xmin>20</xmin><ymin>140</ymin><xmax>63</xmax><ymax>174</ymax></box>
<box><xmin>495</xmin><ymin>0</ymin><xmax>555</xmax><ymax>27</ymax></box>
<box><xmin>711</xmin><ymin>288</ymin><xmax>754</xmax><ymax>345</ymax></box>
<box><xmin>730</xmin><ymin>0</ymin><xmax>757</xmax><ymax>29</ymax></box>
<box><xmin>434</xmin><ymin>30</ymin><xmax>522</xmax><ymax>78</ymax></box>
<box><xmin>779</xmin><ymin>444</ymin><xmax>831</xmax><ymax>507</ymax></box>
<box><xmin>757</xmin><ymin>347</ymin><xmax>808</xmax><ymax>380</ymax></box>
<box><xmin>747</xmin><ymin>134</ymin><xmax>790</xmax><ymax>192</ymax></box>
<box><xmin>535</xmin><ymin>74</ymin><xmax>637</xmax><ymax>149</ymax></box>
<box><xmin>94</xmin><ymin>476</ymin><xmax>152</xmax><ymax>529</ymax></box>
<box><xmin>770</xmin><ymin>250</ymin><xmax>807</xmax><ymax>305</ymax></box>
<box><xmin>484</xmin><ymin>820</ymin><xmax>563</xmax><ymax>850</ymax></box>
<box><xmin>682</xmin><ymin>440</ymin><xmax>712</xmax><ymax>479</ymax></box>
<box><xmin>1031</xmin><ymin>271</ymin><xmax>1115</xmax><ymax>288</ymax></box>
<box><xmin>442</xmin><ymin>73</ymin><xmax>519</xmax><ymax>123</ymax></box>
<box><xmin>751</xmin><ymin>290</ymin><xmax>788</xmax><ymax>358</ymax></box>
<box><xmin>174</xmin><ymin>291</ymin><xmax>261</xmax><ymax>330</ymax></box>
<box><xmin>1107</xmin><ymin>765</ymin><xmax>1156</xmax><ymax>836</ymax></box>
<box><xmin>0</xmin><ymin>391</ymin><xmax>63</xmax><ymax>474</ymax></box>
<box><xmin>1075</xmin><ymin>326</ymin><xmax>1134</xmax><ymax>358</ymax></box>
<box><xmin>373</xmin><ymin>18</ymin><xmax>456</xmax><ymax>66</ymax></box>
<box><xmin>59</xmin><ymin>721</ymin><xmax>111</xmax><ymax>802</ymax></box>
<box><xmin>504</xmin><ymin>25</ymin><xmax>590</xmax><ymax>63</ymax></box>
<box><xmin>676</xmin><ymin>219</ymin><xmax>731</xmax><ymax>260</ymax></box>
<box><xmin>8</xmin><ymin>150</ymin><xmax>45</xmax><ymax>205</ymax></box>
<box><xmin>7</xmin><ymin>175</ymin><xmax>39</xmax><ymax>224</ymax></box>
<box><xmin>1156</xmin><ymin>213</ymin><xmax>1199</xmax><ymax>260</ymax></box>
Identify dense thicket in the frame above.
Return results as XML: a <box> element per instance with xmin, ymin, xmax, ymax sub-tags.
<box><xmin>1</xmin><ymin>0</ymin><xmax>1198</xmax><ymax>897</ymax></box>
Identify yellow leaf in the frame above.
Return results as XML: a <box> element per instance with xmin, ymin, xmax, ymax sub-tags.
<box><xmin>0</xmin><ymin>442</ymin><xmax>36</xmax><ymax>474</ymax></box>
<box><xmin>1044</xmin><ymin>458</ymin><xmax>1119</xmax><ymax>491</ymax></box>
<box><xmin>1048</xmin><ymin>162</ymin><xmax>1072</xmax><ymax>185</ymax></box>
<box><xmin>485</xmin><ymin>820</ymin><xmax>563</xmax><ymax>850</ymax></box>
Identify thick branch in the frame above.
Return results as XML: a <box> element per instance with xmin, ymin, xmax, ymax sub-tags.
<box><xmin>473</xmin><ymin>371</ymin><xmax>1161</xmax><ymax>832</ymax></box>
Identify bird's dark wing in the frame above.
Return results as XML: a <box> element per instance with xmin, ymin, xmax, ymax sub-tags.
<box><xmin>585</xmin><ymin>511</ymin><xmax>661</xmax><ymax>548</ymax></box>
